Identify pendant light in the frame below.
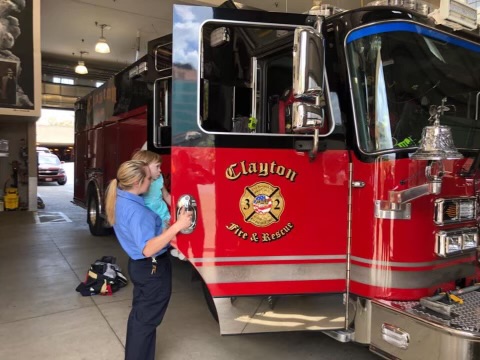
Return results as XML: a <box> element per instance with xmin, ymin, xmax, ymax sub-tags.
<box><xmin>95</xmin><ymin>22</ymin><xmax>111</xmax><ymax>54</ymax></box>
<box><xmin>75</xmin><ymin>51</ymin><xmax>88</xmax><ymax>75</ymax></box>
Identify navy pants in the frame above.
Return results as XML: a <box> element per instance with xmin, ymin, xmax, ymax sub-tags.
<box><xmin>125</xmin><ymin>253</ymin><xmax>172</xmax><ymax>360</ymax></box>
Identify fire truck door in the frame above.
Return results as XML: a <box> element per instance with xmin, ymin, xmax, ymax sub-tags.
<box><xmin>171</xmin><ymin>6</ymin><xmax>348</xmax><ymax>301</ymax></box>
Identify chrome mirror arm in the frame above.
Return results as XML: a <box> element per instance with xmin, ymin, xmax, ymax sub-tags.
<box><xmin>375</xmin><ymin>162</ymin><xmax>443</xmax><ymax>219</ymax></box>
<box><xmin>309</xmin><ymin>128</ymin><xmax>320</xmax><ymax>161</ymax></box>
<box><xmin>388</xmin><ymin>184</ymin><xmax>430</xmax><ymax>207</ymax></box>
<box><xmin>389</xmin><ymin>162</ymin><xmax>443</xmax><ymax>205</ymax></box>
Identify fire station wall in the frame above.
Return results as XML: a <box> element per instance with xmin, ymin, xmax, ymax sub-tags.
<box><xmin>0</xmin><ymin>119</ymin><xmax>37</xmax><ymax>211</ymax></box>
<box><xmin>0</xmin><ymin>1</ymin><xmax>41</xmax><ymax>211</ymax></box>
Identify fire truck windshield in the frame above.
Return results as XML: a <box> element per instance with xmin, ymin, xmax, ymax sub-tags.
<box><xmin>346</xmin><ymin>22</ymin><xmax>480</xmax><ymax>156</ymax></box>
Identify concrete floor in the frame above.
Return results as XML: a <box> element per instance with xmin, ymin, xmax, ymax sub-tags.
<box><xmin>0</xmin><ymin>169</ymin><xmax>377</xmax><ymax>360</ymax></box>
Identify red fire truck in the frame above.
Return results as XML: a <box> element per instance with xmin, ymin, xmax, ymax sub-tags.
<box><xmin>73</xmin><ymin>34</ymin><xmax>172</xmax><ymax>235</ymax></box>
<box><xmin>75</xmin><ymin>1</ymin><xmax>480</xmax><ymax>358</ymax></box>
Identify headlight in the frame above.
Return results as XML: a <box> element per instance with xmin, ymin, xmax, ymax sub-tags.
<box><xmin>436</xmin><ymin>228</ymin><xmax>478</xmax><ymax>257</ymax></box>
<box><xmin>434</xmin><ymin>197</ymin><xmax>477</xmax><ymax>225</ymax></box>
<box><xmin>463</xmin><ymin>232</ymin><xmax>478</xmax><ymax>250</ymax></box>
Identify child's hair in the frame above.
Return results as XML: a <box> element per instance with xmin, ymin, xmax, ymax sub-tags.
<box><xmin>132</xmin><ymin>150</ymin><xmax>162</xmax><ymax>165</ymax></box>
<box><xmin>105</xmin><ymin>160</ymin><xmax>148</xmax><ymax>225</ymax></box>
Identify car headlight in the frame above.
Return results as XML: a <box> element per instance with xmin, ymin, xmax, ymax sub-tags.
<box><xmin>434</xmin><ymin>197</ymin><xmax>477</xmax><ymax>225</ymax></box>
<box><xmin>436</xmin><ymin>228</ymin><xmax>478</xmax><ymax>257</ymax></box>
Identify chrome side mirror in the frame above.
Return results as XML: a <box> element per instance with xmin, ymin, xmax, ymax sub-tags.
<box><xmin>292</xmin><ymin>24</ymin><xmax>326</xmax><ymax>135</ymax></box>
<box><xmin>293</xmin><ymin>27</ymin><xmax>324</xmax><ymax>99</ymax></box>
<box><xmin>292</xmin><ymin>102</ymin><xmax>324</xmax><ymax>131</ymax></box>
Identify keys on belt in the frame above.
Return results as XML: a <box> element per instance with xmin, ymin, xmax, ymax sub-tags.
<box><xmin>151</xmin><ymin>257</ymin><xmax>157</xmax><ymax>274</ymax></box>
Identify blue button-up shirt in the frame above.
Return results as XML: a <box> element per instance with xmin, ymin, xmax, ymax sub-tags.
<box><xmin>113</xmin><ymin>188</ymin><xmax>166</xmax><ymax>260</ymax></box>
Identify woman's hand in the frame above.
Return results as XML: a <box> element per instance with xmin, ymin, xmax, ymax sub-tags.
<box><xmin>143</xmin><ymin>208</ymin><xmax>193</xmax><ymax>257</ymax></box>
<box><xmin>176</xmin><ymin>207</ymin><xmax>193</xmax><ymax>231</ymax></box>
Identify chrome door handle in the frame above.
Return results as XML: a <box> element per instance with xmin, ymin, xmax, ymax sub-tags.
<box><xmin>176</xmin><ymin>194</ymin><xmax>197</xmax><ymax>234</ymax></box>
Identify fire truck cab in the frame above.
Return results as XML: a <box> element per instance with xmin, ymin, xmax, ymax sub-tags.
<box><xmin>164</xmin><ymin>2</ymin><xmax>480</xmax><ymax>359</ymax></box>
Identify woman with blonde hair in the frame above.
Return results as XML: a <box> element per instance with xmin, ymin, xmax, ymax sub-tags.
<box><xmin>105</xmin><ymin>159</ymin><xmax>192</xmax><ymax>360</ymax></box>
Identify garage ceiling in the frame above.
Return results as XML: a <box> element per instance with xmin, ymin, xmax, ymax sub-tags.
<box><xmin>40</xmin><ymin>0</ymin><xmax>361</xmax><ymax>80</ymax></box>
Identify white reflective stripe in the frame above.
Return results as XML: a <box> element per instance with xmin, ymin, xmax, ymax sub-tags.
<box><xmin>351</xmin><ymin>262</ymin><xmax>476</xmax><ymax>289</ymax></box>
<box><xmin>192</xmin><ymin>255</ymin><xmax>471</xmax><ymax>267</ymax></box>
<box><xmin>350</xmin><ymin>255</ymin><xmax>469</xmax><ymax>268</ymax></box>
<box><xmin>193</xmin><ymin>255</ymin><xmax>476</xmax><ymax>288</ymax></box>
<box><xmin>197</xmin><ymin>263</ymin><xmax>346</xmax><ymax>284</ymax></box>
<box><xmin>191</xmin><ymin>255</ymin><xmax>347</xmax><ymax>263</ymax></box>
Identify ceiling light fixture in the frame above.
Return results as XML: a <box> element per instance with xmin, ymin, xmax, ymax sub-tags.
<box><xmin>95</xmin><ymin>22</ymin><xmax>111</xmax><ymax>54</ymax></box>
<box><xmin>74</xmin><ymin>51</ymin><xmax>88</xmax><ymax>74</ymax></box>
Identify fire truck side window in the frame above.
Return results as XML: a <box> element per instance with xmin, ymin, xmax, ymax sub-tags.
<box><xmin>200</xmin><ymin>23</ymin><xmax>295</xmax><ymax>135</ymax></box>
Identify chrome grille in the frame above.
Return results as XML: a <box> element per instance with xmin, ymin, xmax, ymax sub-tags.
<box><xmin>39</xmin><ymin>170</ymin><xmax>59</xmax><ymax>175</ymax></box>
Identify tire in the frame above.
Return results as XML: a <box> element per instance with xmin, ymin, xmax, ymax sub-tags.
<box><xmin>87</xmin><ymin>188</ymin><xmax>111</xmax><ymax>236</ymax></box>
<box><xmin>201</xmin><ymin>280</ymin><xmax>218</xmax><ymax>322</ymax></box>
<box><xmin>57</xmin><ymin>179</ymin><xmax>66</xmax><ymax>185</ymax></box>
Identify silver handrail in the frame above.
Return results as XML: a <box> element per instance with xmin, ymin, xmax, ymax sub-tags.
<box><xmin>152</xmin><ymin>76</ymin><xmax>172</xmax><ymax>147</ymax></box>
